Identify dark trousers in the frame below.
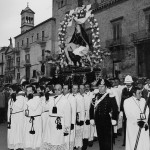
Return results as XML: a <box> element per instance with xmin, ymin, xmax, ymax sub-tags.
<box><xmin>95</xmin><ymin>119</ymin><xmax>113</xmax><ymax>150</ymax></box>
<box><xmin>82</xmin><ymin>138</ymin><xmax>88</xmax><ymax>150</ymax></box>
<box><xmin>0</xmin><ymin>108</ymin><xmax>5</xmax><ymax>123</ymax></box>
<box><xmin>123</xmin><ymin>116</ymin><xmax>127</xmax><ymax>145</ymax></box>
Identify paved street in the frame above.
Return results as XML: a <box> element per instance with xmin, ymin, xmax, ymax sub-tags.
<box><xmin>0</xmin><ymin>123</ymin><xmax>125</xmax><ymax>150</ymax></box>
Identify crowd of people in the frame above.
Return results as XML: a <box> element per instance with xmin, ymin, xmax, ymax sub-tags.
<box><xmin>0</xmin><ymin>74</ymin><xmax>150</xmax><ymax>150</ymax></box>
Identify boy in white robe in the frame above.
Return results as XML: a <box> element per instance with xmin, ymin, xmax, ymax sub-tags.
<box><xmin>84</xmin><ymin>83</ymin><xmax>94</xmax><ymax>147</ymax></box>
<box><xmin>124</xmin><ymin>87</ymin><xmax>150</xmax><ymax>150</ymax></box>
<box><xmin>7</xmin><ymin>84</ymin><xmax>25</xmax><ymax>150</ymax></box>
<box><xmin>63</xmin><ymin>84</ymin><xmax>76</xmax><ymax>150</ymax></box>
<box><xmin>23</xmin><ymin>85</ymin><xmax>43</xmax><ymax>150</ymax></box>
<box><xmin>72</xmin><ymin>84</ymin><xmax>85</xmax><ymax>150</ymax></box>
<box><xmin>42</xmin><ymin>84</ymin><xmax>71</xmax><ymax>150</ymax></box>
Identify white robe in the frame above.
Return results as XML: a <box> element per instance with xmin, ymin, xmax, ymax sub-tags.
<box><xmin>64</xmin><ymin>93</ymin><xmax>76</xmax><ymax>150</ymax></box>
<box><xmin>74</xmin><ymin>93</ymin><xmax>85</xmax><ymax>148</ymax></box>
<box><xmin>124</xmin><ymin>96</ymin><xmax>150</xmax><ymax>150</ymax></box>
<box><xmin>41</xmin><ymin>96</ymin><xmax>50</xmax><ymax>141</ymax></box>
<box><xmin>7</xmin><ymin>95</ymin><xmax>25</xmax><ymax>150</ymax></box>
<box><xmin>23</xmin><ymin>96</ymin><xmax>43</xmax><ymax>149</ymax></box>
<box><xmin>83</xmin><ymin>92</ymin><xmax>93</xmax><ymax>139</ymax></box>
<box><xmin>42</xmin><ymin>94</ymin><xmax>71</xmax><ymax>150</ymax></box>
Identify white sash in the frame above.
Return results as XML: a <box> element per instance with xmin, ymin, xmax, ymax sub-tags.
<box><xmin>94</xmin><ymin>93</ymin><xmax>108</xmax><ymax>108</ymax></box>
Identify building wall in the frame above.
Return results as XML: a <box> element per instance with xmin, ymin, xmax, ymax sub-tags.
<box><xmin>15</xmin><ymin>18</ymin><xmax>56</xmax><ymax>81</ymax></box>
<box><xmin>52</xmin><ymin>0</ymin><xmax>150</xmax><ymax>78</ymax></box>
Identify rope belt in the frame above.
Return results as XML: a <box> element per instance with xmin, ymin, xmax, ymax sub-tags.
<box><xmin>26</xmin><ymin>114</ymin><xmax>41</xmax><ymax>134</ymax></box>
<box><xmin>8</xmin><ymin>110</ymin><xmax>24</xmax><ymax>129</ymax></box>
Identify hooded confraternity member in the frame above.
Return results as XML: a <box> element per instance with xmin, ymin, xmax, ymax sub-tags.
<box><xmin>124</xmin><ymin>87</ymin><xmax>150</xmax><ymax>150</ymax></box>
<box><xmin>90</xmin><ymin>79</ymin><xmax>118</xmax><ymax>150</ymax></box>
<box><xmin>7</xmin><ymin>84</ymin><xmax>25</xmax><ymax>150</ymax></box>
<box><xmin>72</xmin><ymin>83</ymin><xmax>85</xmax><ymax>150</ymax></box>
<box><xmin>63</xmin><ymin>83</ymin><xmax>76</xmax><ymax>150</ymax></box>
<box><xmin>42</xmin><ymin>83</ymin><xmax>71</xmax><ymax>150</ymax></box>
<box><xmin>23</xmin><ymin>84</ymin><xmax>43</xmax><ymax>149</ymax></box>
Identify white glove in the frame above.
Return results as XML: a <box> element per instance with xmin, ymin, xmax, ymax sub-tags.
<box><xmin>111</xmin><ymin>120</ymin><xmax>117</xmax><ymax>125</ymax></box>
<box><xmin>90</xmin><ymin>119</ymin><xmax>95</xmax><ymax>126</ymax></box>
<box><xmin>119</xmin><ymin>111</ymin><xmax>123</xmax><ymax>118</ymax></box>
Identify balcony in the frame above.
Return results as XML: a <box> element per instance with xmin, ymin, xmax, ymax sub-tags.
<box><xmin>130</xmin><ymin>29</ymin><xmax>150</xmax><ymax>44</ymax></box>
<box><xmin>106</xmin><ymin>37</ymin><xmax>126</xmax><ymax>50</ymax></box>
<box><xmin>13</xmin><ymin>48</ymin><xmax>20</xmax><ymax>55</ymax></box>
<box><xmin>36</xmin><ymin>36</ymin><xmax>48</xmax><ymax>47</ymax></box>
<box><xmin>92</xmin><ymin>0</ymin><xmax>128</xmax><ymax>13</ymax></box>
<box><xmin>22</xmin><ymin>44</ymin><xmax>30</xmax><ymax>52</ymax></box>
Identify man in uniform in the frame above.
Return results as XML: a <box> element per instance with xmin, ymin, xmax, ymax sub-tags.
<box><xmin>90</xmin><ymin>79</ymin><xmax>118</xmax><ymax>150</ymax></box>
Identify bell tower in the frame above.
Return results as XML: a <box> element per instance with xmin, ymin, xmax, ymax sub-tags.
<box><xmin>20</xmin><ymin>3</ymin><xmax>35</xmax><ymax>33</ymax></box>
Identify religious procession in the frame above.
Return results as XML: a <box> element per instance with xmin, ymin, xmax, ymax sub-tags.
<box><xmin>1</xmin><ymin>1</ymin><xmax>150</xmax><ymax>150</ymax></box>
<box><xmin>0</xmin><ymin>73</ymin><xmax>150</xmax><ymax>150</ymax></box>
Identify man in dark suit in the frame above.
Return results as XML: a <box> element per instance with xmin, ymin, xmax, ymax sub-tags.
<box><xmin>120</xmin><ymin>75</ymin><xmax>135</xmax><ymax>146</ymax></box>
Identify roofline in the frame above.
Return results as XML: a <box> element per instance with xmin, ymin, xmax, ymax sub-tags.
<box><xmin>14</xmin><ymin>17</ymin><xmax>56</xmax><ymax>39</ymax></box>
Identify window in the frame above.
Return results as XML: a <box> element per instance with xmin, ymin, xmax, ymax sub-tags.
<box><xmin>58</xmin><ymin>0</ymin><xmax>66</xmax><ymax>9</ymax></box>
<box><xmin>32</xmin><ymin>36</ymin><xmax>34</xmax><ymax>43</ymax></box>
<box><xmin>42</xmin><ymin>49</ymin><xmax>45</xmax><ymax>56</ymax></box>
<box><xmin>17</xmin><ymin>72</ymin><xmax>20</xmax><ymax>80</ymax></box>
<box><xmin>110</xmin><ymin>17</ymin><xmax>123</xmax><ymax>41</ymax></box>
<box><xmin>22</xmin><ymin>40</ymin><xmax>24</xmax><ymax>46</ymax></box>
<box><xmin>145</xmin><ymin>13</ymin><xmax>150</xmax><ymax>32</ymax></box>
<box><xmin>27</xmin><ymin>38</ymin><xmax>29</xmax><ymax>45</ymax></box>
<box><xmin>16</xmin><ymin>57</ymin><xmax>20</xmax><ymax>67</ymax></box>
<box><xmin>42</xmin><ymin>31</ymin><xmax>45</xmax><ymax>41</ymax></box>
<box><xmin>25</xmin><ymin>54</ymin><xmax>30</xmax><ymax>63</ymax></box>
<box><xmin>37</xmin><ymin>33</ymin><xmax>39</xmax><ymax>40</ymax></box>
<box><xmin>33</xmin><ymin>70</ymin><xmax>37</xmax><ymax>78</ymax></box>
<box><xmin>78</xmin><ymin>0</ymin><xmax>83</xmax><ymax>7</ymax></box>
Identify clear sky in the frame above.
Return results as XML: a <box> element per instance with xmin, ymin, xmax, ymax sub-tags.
<box><xmin>0</xmin><ymin>0</ymin><xmax>52</xmax><ymax>47</ymax></box>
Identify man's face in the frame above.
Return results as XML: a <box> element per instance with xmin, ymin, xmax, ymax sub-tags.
<box><xmin>98</xmin><ymin>84</ymin><xmax>106</xmax><ymax>93</ymax></box>
<box><xmin>85</xmin><ymin>84</ymin><xmax>90</xmax><ymax>92</ymax></box>
<box><xmin>147</xmin><ymin>79</ymin><xmax>150</xmax><ymax>85</ymax></box>
<box><xmin>72</xmin><ymin>85</ymin><xmax>78</xmax><ymax>94</ymax></box>
<box><xmin>63</xmin><ymin>85</ymin><xmax>70</xmax><ymax>95</ymax></box>
<box><xmin>137</xmin><ymin>83</ymin><xmax>143</xmax><ymax>90</ymax></box>
<box><xmin>79</xmin><ymin>85</ymin><xmax>85</xmax><ymax>95</ymax></box>
<box><xmin>115</xmin><ymin>79</ymin><xmax>119</xmax><ymax>86</ymax></box>
<box><xmin>54</xmin><ymin>84</ymin><xmax>62</xmax><ymax>96</ymax></box>
<box><xmin>26</xmin><ymin>87</ymin><xmax>33</xmax><ymax>95</ymax></box>
<box><xmin>135</xmin><ymin>89</ymin><xmax>142</xmax><ymax>100</ymax></box>
<box><xmin>9</xmin><ymin>88</ymin><xmax>14</xmax><ymax>95</ymax></box>
<box><xmin>36</xmin><ymin>87</ymin><xmax>41</xmax><ymax>94</ymax></box>
<box><xmin>126</xmin><ymin>83</ymin><xmax>132</xmax><ymax>89</ymax></box>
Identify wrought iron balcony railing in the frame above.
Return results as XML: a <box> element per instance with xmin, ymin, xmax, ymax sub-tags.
<box><xmin>36</xmin><ymin>36</ymin><xmax>48</xmax><ymax>47</ymax></box>
<box><xmin>106</xmin><ymin>37</ymin><xmax>126</xmax><ymax>48</ymax></box>
<box><xmin>92</xmin><ymin>0</ymin><xmax>128</xmax><ymax>13</ymax></box>
<box><xmin>22</xmin><ymin>44</ymin><xmax>30</xmax><ymax>52</ymax></box>
<box><xmin>130</xmin><ymin>29</ymin><xmax>150</xmax><ymax>43</ymax></box>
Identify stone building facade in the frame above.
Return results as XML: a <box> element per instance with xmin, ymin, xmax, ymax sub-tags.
<box><xmin>14</xmin><ymin>6</ymin><xmax>56</xmax><ymax>82</ymax></box>
<box><xmin>52</xmin><ymin>0</ymin><xmax>150</xmax><ymax>78</ymax></box>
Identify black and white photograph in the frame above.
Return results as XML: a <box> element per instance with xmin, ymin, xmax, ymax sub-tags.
<box><xmin>0</xmin><ymin>0</ymin><xmax>150</xmax><ymax>150</ymax></box>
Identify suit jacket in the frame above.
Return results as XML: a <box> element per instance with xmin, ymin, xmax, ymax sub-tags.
<box><xmin>120</xmin><ymin>86</ymin><xmax>134</xmax><ymax>112</ymax></box>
